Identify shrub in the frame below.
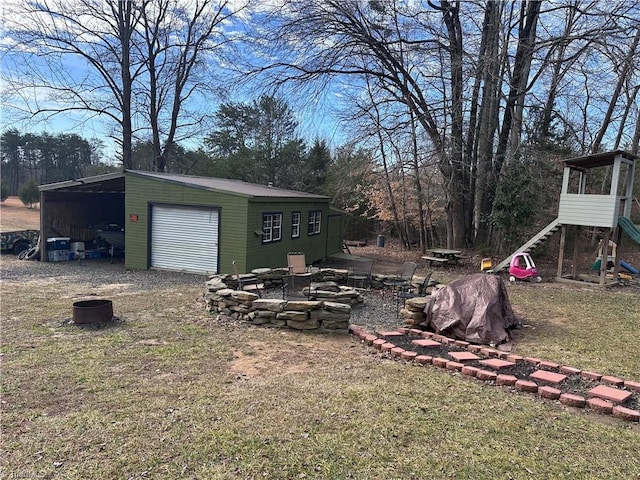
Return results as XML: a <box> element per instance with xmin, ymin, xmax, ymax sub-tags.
<box><xmin>18</xmin><ymin>179</ymin><xmax>39</xmax><ymax>208</ymax></box>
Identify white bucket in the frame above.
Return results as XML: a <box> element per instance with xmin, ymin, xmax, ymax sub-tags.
<box><xmin>71</xmin><ymin>242</ymin><xmax>86</xmax><ymax>259</ymax></box>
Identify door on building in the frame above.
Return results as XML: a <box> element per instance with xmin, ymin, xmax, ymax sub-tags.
<box><xmin>151</xmin><ymin>205</ymin><xmax>219</xmax><ymax>274</ymax></box>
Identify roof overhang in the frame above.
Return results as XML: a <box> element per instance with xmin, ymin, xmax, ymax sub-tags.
<box><xmin>562</xmin><ymin>150</ymin><xmax>638</xmax><ymax>169</ymax></box>
<box><xmin>39</xmin><ymin>172</ymin><xmax>125</xmax><ymax>194</ymax></box>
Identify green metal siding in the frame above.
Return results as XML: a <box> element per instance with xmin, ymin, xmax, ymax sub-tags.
<box><xmin>326</xmin><ymin>213</ymin><xmax>344</xmax><ymax>255</ymax></box>
<box><xmin>245</xmin><ymin>200</ymin><xmax>333</xmax><ymax>270</ymax></box>
<box><xmin>125</xmin><ymin>173</ymin><xmax>249</xmax><ymax>273</ymax></box>
<box><xmin>124</xmin><ymin>172</ymin><xmax>344</xmax><ymax>273</ymax></box>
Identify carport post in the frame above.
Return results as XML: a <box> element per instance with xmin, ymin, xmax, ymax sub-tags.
<box><xmin>39</xmin><ymin>190</ymin><xmax>47</xmax><ymax>262</ymax></box>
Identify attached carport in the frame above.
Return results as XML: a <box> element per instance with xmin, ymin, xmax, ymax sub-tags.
<box><xmin>39</xmin><ymin>172</ymin><xmax>126</xmax><ymax>263</ymax></box>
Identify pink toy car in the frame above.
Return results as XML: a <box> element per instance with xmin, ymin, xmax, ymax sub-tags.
<box><xmin>509</xmin><ymin>252</ymin><xmax>542</xmax><ymax>283</ymax></box>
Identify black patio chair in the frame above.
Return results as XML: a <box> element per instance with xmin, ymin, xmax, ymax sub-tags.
<box><xmin>347</xmin><ymin>258</ymin><xmax>374</xmax><ymax>289</ymax></box>
<box><xmin>383</xmin><ymin>261</ymin><xmax>417</xmax><ymax>291</ymax></box>
<box><xmin>282</xmin><ymin>272</ymin><xmax>313</xmax><ymax>300</ymax></box>
<box><xmin>396</xmin><ymin>271</ymin><xmax>433</xmax><ymax>308</ymax></box>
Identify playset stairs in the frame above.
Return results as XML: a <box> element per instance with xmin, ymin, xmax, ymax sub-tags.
<box><xmin>494</xmin><ymin>218</ymin><xmax>562</xmax><ymax>273</ymax></box>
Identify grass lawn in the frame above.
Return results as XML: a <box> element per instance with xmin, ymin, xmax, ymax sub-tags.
<box><xmin>1</xmin><ymin>267</ymin><xmax>639</xmax><ymax>479</ymax></box>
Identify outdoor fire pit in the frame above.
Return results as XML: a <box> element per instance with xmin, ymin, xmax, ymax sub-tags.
<box><xmin>72</xmin><ymin>299</ymin><xmax>114</xmax><ymax>324</ymax></box>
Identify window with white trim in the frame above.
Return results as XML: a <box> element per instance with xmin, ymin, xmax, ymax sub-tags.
<box><xmin>291</xmin><ymin>211</ymin><xmax>301</xmax><ymax>238</ymax></box>
<box><xmin>262</xmin><ymin>212</ymin><xmax>282</xmax><ymax>243</ymax></box>
<box><xmin>307</xmin><ymin>210</ymin><xmax>321</xmax><ymax>236</ymax></box>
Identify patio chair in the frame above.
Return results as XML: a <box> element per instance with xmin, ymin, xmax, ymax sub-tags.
<box><xmin>287</xmin><ymin>251</ymin><xmax>308</xmax><ymax>274</ymax></box>
<box><xmin>347</xmin><ymin>258</ymin><xmax>374</xmax><ymax>289</ymax></box>
<box><xmin>232</xmin><ymin>261</ymin><xmax>264</xmax><ymax>297</ymax></box>
<box><xmin>383</xmin><ymin>261</ymin><xmax>417</xmax><ymax>290</ymax></box>
<box><xmin>396</xmin><ymin>271</ymin><xmax>433</xmax><ymax>309</ymax></box>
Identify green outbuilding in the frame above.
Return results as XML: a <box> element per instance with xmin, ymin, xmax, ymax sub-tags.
<box><xmin>39</xmin><ymin>170</ymin><xmax>345</xmax><ymax>275</ymax></box>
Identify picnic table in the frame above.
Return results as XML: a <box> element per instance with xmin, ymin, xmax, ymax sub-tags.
<box><xmin>421</xmin><ymin>248</ymin><xmax>462</xmax><ymax>266</ymax></box>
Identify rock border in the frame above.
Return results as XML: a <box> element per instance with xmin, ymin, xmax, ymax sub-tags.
<box><xmin>204</xmin><ymin>278</ymin><xmax>363</xmax><ymax>332</ymax></box>
<box><xmin>350</xmin><ymin>325</ymin><xmax>640</xmax><ymax>423</ymax></box>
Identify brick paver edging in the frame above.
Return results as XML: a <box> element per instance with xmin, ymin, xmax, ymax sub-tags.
<box><xmin>349</xmin><ymin>325</ymin><xmax>640</xmax><ymax>423</ymax></box>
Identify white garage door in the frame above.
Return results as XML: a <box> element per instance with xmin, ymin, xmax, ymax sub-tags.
<box><xmin>151</xmin><ymin>205</ymin><xmax>219</xmax><ymax>274</ymax></box>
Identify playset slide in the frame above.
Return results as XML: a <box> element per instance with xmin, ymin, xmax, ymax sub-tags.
<box><xmin>618</xmin><ymin>216</ymin><xmax>640</xmax><ymax>245</ymax></box>
<box><xmin>620</xmin><ymin>260</ymin><xmax>639</xmax><ymax>275</ymax></box>
<box><xmin>592</xmin><ymin>258</ymin><xmax>639</xmax><ymax>275</ymax></box>
<box><xmin>616</xmin><ymin>216</ymin><xmax>640</xmax><ymax>274</ymax></box>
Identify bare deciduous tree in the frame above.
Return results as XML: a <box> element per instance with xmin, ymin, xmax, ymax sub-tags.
<box><xmin>2</xmin><ymin>0</ymin><xmax>244</xmax><ymax>170</ymax></box>
<box><xmin>139</xmin><ymin>0</ymin><xmax>242</xmax><ymax>171</ymax></box>
<box><xmin>250</xmin><ymin>0</ymin><xmax>639</xmax><ymax>250</ymax></box>
<box><xmin>4</xmin><ymin>0</ymin><xmax>144</xmax><ymax>168</ymax></box>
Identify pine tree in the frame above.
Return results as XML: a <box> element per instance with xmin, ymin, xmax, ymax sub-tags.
<box><xmin>18</xmin><ymin>179</ymin><xmax>39</xmax><ymax>208</ymax></box>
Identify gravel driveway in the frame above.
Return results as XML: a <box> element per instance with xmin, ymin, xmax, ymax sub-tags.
<box><xmin>1</xmin><ymin>255</ymin><xmax>207</xmax><ymax>289</ymax></box>
<box><xmin>1</xmin><ymin>255</ymin><xmax>404</xmax><ymax>332</ymax></box>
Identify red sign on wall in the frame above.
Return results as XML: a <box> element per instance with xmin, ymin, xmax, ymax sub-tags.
<box><xmin>130</xmin><ymin>214</ymin><xmax>139</xmax><ymax>222</ymax></box>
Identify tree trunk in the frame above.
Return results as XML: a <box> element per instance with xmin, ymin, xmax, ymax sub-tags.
<box><xmin>472</xmin><ymin>1</ymin><xmax>501</xmax><ymax>246</ymax></box>
<box><xmin>539</xmin><ymin>4</ymin><xmax>582</xmax><ymax>138</ymax></box>
<box><xmin>488</xmin><ymin>0</ymin><xmax>540</xmax><ymax>246</ymax></box>
<box><xmin>116</xmin><ymin>0</ymin><xmax>135</xmax><ymax>170</ymax></box>
<box><xmin>408</xmin><ymin>109</ymin><xmax>427</xmax><ymax>252</ymax></box>
<box><xmin>614</xmin><ymin>85</ymin><xmax>639</xmax><ymax>149</ymax></box>
<box><xmin>367</xmin><ymin>77</ymin><xmax>406</xmax><ymax>246</ymax></box>
<box><xmin>440</xmin><ymin>1</ymin><xmax>468</xmax><ymax>248</ymax></box>
<box><xmin>378</xmin><ymin>130</ymin><xmax>406</xmax><ymax>247</ymax></box>
<box><xmin>493</xmin><ymin>1</ymin><xmax>540</xmax><ymax>179</ymax></box>
<box><xmin>632</xmin><ymin>100</ymin><xmax>640</xmax><ymax>155</ymax></box>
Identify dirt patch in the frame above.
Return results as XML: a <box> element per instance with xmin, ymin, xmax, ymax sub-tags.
<box><xmin>545</xmin><ymin>316</ymin><xmax>572</xmax><ymax>327</ymax></box>
<box><xmin>0</xmin><ymin>196</ymin><xmax>40</xmax><ymax>231</ymax></box>
<box><xmin>229</xmin><ymin>338</ymin><xmax>351</xmax><ymax>378</ymax></box>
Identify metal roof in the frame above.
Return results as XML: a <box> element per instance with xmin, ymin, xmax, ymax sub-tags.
<box><xmin>39</xmin><ymin>170</ymin><xmax>329</xmax><ymax>200</ymax></box>
<box><xmin>562</xmin><ymin>150</ymin><xmax>638</xmax><ymax>169</ymax></box>
<box><xmin>127</xmin><ymin>170</ymin><xmax>329</xmax><ymax>199</ymax></box>
<box><xmin>38</xmin><ymin>172</ymin><xmax>125</xmax><ymax>193</ymax></box>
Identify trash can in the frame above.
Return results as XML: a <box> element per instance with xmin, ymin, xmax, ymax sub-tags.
<box><xmin>376</xmin><ymin>235</ymin><xmax>385</xmax><ymax>247</ymax></box>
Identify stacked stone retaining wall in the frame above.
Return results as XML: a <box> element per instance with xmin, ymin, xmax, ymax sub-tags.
<box><xmin>205</xmin><ymin>267</ymin><xmax>434</xmax><ymax>333</ymax></box>
<box><xmin>400</xmin><ymin>296</ymin><xmax>429</xmax><ymax>326</ymax></box>
<box><xmin>205</xmin><ymin>271</ymin><xmax>365</xmax><ymax>333</ymax></box>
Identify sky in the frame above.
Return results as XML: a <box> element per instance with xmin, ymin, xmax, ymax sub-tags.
<box><xmin>0</xmin><ymin>0</ymin><xmax>348</xmax><ymax>161</ymax></box>
<box><xmin>3</xmin><ymin>0</ymin><xmax>637</xmax><ymax>162</ymax></box>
